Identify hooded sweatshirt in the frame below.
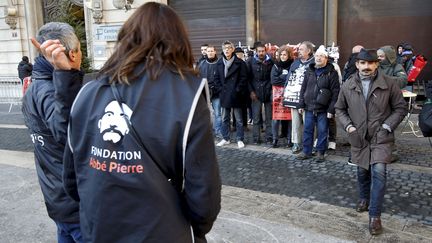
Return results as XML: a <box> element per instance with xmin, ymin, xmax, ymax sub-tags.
<box><xmin>378</xmin><ymin>45</ymin><xmax>408</xmax><ymax>88</ymax></box>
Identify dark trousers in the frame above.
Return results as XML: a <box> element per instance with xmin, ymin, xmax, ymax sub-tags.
<box><xmin>357</xmin><ymin>163</ymin><xmax>387</xmax><ymax>217</ymax></box>
<box><xmin>55</xmin><ymin>221</ymin><xmax>83</xmax><ymax>243</ymax></box>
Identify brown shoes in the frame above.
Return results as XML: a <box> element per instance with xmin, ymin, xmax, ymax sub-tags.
<box><xmin>296</xmin><ymin>152</ymin><xmax>312</xmax><ymax>160</ymax></box>
<box><xmin>369</xmin><ymin>217</ymin><xmax>383</xmax><ymax>235</ymax></box>
<box><xmin>356</xmin><ymin>199</ymin><xmax>369</xmax><ymax>212</ymax></box>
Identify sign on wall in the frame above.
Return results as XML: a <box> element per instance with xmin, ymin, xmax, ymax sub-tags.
<box><xmin>93</xmin><ymin>25</ymin><xmax>122</xmax><ymax>41</ymax></box>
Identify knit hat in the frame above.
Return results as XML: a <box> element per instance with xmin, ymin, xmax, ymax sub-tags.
<box><xmin>315</xmin><ymin>45</ymin><xmax>328</xmax><ymax>57</ymax></box>
<box><xmin>356</xmin><ymin>48</ymin><xmax>379</xmax><ymax>62</ymax></box>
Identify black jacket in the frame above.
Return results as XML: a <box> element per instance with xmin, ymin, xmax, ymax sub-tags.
<box><xmin>299</xmin><ymin>63</ymin><xmax>340</xmax><ymax>114</ymax></box>
<box><xmin>21</xmin><ymin>56</ymin><xmax>82</xmax><ymax>223</ymax></box>
<box><xmin>271</xmin><ymin>60</ymin><xmax>292</xmax><ymax>87</ymax></box>
<box><xmin>247</xmin><ymin>55</ymin><xmax>274</xmax><ymax>102</ymax></box>
<box><xmin>199</xmin><ymin>57</ymin><xmax>219</xmax><ymax>99</ymax></box>
<box><xmin>18</xmin><ymin>60</ymin><xmax>33</xmax><ymax>79</ymax></box>
<box><xmin>214</xmin><ymin>55</ymin><xmax>249</xmax><ymax>108</ymax></box>
<box><xmin>342</xmin><ymin>53</ymin><xmax>358</xmax><ymax>82</ymax></box>
<box><xmin>63</xmin><ymin>69</ymin><xmax>221</xmax><ymax>242</ymax></box>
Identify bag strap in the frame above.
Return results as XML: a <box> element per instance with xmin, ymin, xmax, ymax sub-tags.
<box><xmin>110</xmin><ymin>83</ymin><xmax>180</xmax><ymax>191</ymax></box>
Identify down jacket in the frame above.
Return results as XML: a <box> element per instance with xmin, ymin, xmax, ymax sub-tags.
<box><xmin>299</xmin><ymin>63</ymin><xmax>340</xmax><ymax>114</ymax></box>
<box><xmin>335</xmin><ymin>70</ymin><xmax>407</xmax><ymax>169</ymax></box>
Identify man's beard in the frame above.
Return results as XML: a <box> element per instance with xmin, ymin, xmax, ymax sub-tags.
<box><xmin>101</xmin><ymin>128</ymin><xmax>124</xmax><ymax>143</ymax></box>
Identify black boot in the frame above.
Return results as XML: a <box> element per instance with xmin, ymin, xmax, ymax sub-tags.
<box><xmin>272</xmin><ymin>139</ymin><xmax>279</xmax><ymax>148</ymax></box>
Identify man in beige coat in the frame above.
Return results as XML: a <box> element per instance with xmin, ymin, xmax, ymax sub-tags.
<box><xmin>335</xmin><ymin>49</ymin><xmax>407</xmax><ymax>235</ymax></box>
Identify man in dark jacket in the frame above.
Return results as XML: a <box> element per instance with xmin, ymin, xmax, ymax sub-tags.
<box><xmin>21</xmin><ymin>22</ymin><xmax>83</xmax><ymax>242</ymax></box>
<box><xmin>17</xmin><ymin>56</ymin><xmax>33</xmax><ymax>84</ymax></box>
<box><xmin>199</xmin><ymin>45</ymin><xmax>221</xmax><ymax>137</ymax></box>
<box><xmin>297</xmin><ymin>45</ymin><xmax>340</xmax><ymax>162</ymax></box>
<box><xmin>342</xmin><ymin>45</ymin><xmax>363</xmax><ymax>82</ymax></box>
<box><xmin>248</xmin><ymin>43</ymin><xmax>274</xmax><ymax>144</ymax></box>
<box><xmin>335</xmin><ymin>49</ymin><xmax>407</xmax><ymax>235</ymax></box>
<box><xmin>215</xmin><ymin>41</ymin><xmax>248</xmax><ymax>148</ymax></box>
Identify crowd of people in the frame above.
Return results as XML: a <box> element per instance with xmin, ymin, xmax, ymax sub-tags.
<box><xmin>198</xmin><ymin>39</ymin><xmax>412</xmax><ymax>235</ymax></box>
<box><xmin>197</xmin><ymin>40</ymin><xmax>415</xmax><ymax>156</ymax></box>
<box><xmin>20</xmin><ymin>1</ymin><xmax>420</xmax><ymax>241</ymax></box>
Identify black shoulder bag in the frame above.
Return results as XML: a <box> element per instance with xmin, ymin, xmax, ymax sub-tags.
<box><xmin>315</xmin><ymin>76</ymin><xmax>332</xmax><ymax>106</ymax></box>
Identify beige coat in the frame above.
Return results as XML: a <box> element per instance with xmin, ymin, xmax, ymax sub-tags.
<box><xmin>335</xmin><ymin>71</ymin><xmax>407</xmax><ymax>169</ymax></box>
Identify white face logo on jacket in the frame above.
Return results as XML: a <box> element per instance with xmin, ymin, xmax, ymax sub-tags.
<box><xmin>98</xmin><ymin>100</ymin><xmax>133</xmax><ymax>144</ymax></box>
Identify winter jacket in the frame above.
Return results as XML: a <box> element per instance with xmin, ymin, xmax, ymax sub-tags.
<box><xmin>247</xmin><ymin>54</ymin><xmax>274</xmax><ymax>102</ymax></box>
<box><xmin>199</xmin><ymin>57</ymin><xmax>219</xmax><ymax>99</ymax></box>
<box><xmin>18</xmin><ymin>60</ymin><xmax>33</xmax><ymax>80</ymax></box>
<box><xmin>21</xmin><ymin>56</ymin><xmax>82</xmax><ymax>223</ymax></box>
<box><xmin>63</xmin><ymin>68</ymin><xmax>221</xmax><ymax>243</ymax></box>
<box><xmin>298</xmin><ymin>63</ymin><xmax>340</xmax><ymax>114</ymax></box>
<box><xmin>271</xmin><ymin>60</ymin><xmax>292</xmax><ymax>87</ymax></box>
<box><xmin>342</xmin><ymin>53</ymin><xmax>358</xmax><ymax>82</ymax></box>
<box><xmin>335</xmin><ymin>70</ymin><xmax>407</xmax><ymax>169</ymax></box>
<box><xmin>214</xmin><ymin>55</ymin><xmax>249</xmax><ymax>108</ymax></box>
<box><xmin>378</xmin><ymin>45</ymin><xmax>408</xmax><ymax>89</ymax></box>
<box><xmin>283</xmin><ymin>57</ymin><xmax>314</xmax><ymax>107</ymax></box>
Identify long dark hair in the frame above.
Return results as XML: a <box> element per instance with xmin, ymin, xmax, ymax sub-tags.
<box><xmin>100</xmin><ymin>2</ymin><xmax>196</xmax><ymax>84</ymax></box>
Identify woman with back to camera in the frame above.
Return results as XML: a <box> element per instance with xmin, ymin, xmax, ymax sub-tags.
<box><xmin>62</xmin><ymin>2</ymin><xmax>221</xmax><ymax>242</ymax></box>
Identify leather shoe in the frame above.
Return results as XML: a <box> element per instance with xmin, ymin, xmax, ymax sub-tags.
<box><xmin>369</xmin><ymin>217</ymin><xmax>383</xmax><ymax>235</ymax></box>
<box><xmin>356</xmin><ymin>199</ymin><xmax>369</xmax><ymax>212</ymax></box>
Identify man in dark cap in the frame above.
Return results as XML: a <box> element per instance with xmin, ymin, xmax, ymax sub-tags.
<box><xmin>335</xmin><ymin>49</ymin><xmax>407</xmax><ymax>235</ymax></box>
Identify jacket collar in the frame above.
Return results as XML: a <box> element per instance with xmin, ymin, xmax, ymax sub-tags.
<box><xmin>220</xmin><ymin>55</ymin><xmax>242</xmax><ymax>78</ymax></box>
<box><xmin>348</xmin><ymin>70</ymin><xmax>388</xmax><ymax>92</ymax></box>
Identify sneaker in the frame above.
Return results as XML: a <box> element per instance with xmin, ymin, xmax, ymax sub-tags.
<box><xmin>328</xmin><ymin>141</ymin><xmax>336</xmax><ymax>150</ymax></box>
<box><xmin>292</xmin><ymin>144</ymin><xmax>301</xmax><ymax>154</ymax></box>
<box><xmin>347</xmin><ymin>157</ymin><xmax>356</xmax><ymax>166</ymax></box>
<box><xmin>237</xmin><ymin>141</ymin><xmax>245</xmax><ymax>148</ymax></box>
<box><xmin>311</xmin><ymin>147</ymin><xmax>317</xmax><ymax>155</ymax></box>
<box><xmin>296</xmin><ymin>152</ymin><xmax>312</xmax><ymax>160</ymax></box>
<box><xmin>216</xmin><ymin>139</ymin><xmax>230</xmax><ymax>147</ymax></box>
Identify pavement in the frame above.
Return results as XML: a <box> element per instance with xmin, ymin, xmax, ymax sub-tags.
<box><xmin>1</xmin><ymin>103</ymin><xmax>432</xmax><ymax>243</ymax></box>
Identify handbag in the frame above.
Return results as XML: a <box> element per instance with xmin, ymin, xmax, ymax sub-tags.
<box><xmin>315</xmin><ymin>79</ymin><xmax>332</xmax><ymax>106</ymax></box>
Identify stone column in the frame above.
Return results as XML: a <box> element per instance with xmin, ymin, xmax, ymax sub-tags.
<box><xmin>245</xmin><ymin>0</ymin><xmax>255</xmax><ymax>48</ymax></box>
<box><xmin>23</xmin><ymin>0</ymin><xmax>44</xmax><ymax>61</ymax></box>
<box><xmin>325</xmin><ymin>0</ymin><xmax>338</xmax><ymax>46</ymax></box>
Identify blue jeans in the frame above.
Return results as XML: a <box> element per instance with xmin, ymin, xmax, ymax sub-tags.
<box><xmin>252</xmin><ymin>100</ymin><xmax>272</xmax><ymax>141</ymax></box>
<box><xmin>55</xmin><ymin>221</ymin><xmax>83</xmax><ymax>243</ymax></box>
<box><xmin>211</xmin><ymin>97</ymin><xmax>222</xmax><ymax>137</ymax></box>
<box><xmin>303</xmin><ymin>111</ymin><xmax>328</xmax><ymax>155</ymax></box>
<box><xmin>272</xmin><ymin>120</ymin><xmax>292</xmax><ymax>141</ymax></box>
<box><xmin>221</xmin><ymin>107</ymin><xmax>244</xmax><ymax>141</ymax></box>
<box><xmin>357</xmin><ymin>163</ymin><xmax>387</xmax><ymax>217</ymax></box>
